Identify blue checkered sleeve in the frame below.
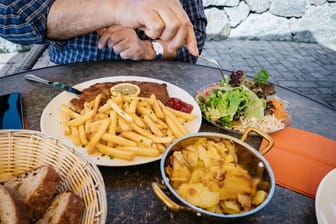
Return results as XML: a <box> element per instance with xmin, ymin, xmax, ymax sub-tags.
<box><xmin>0</xmin><ymin>0</ymin><xmax>53</xmax><ymax>44</ymax></box>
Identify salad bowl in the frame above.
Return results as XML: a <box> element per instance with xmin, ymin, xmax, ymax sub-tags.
<box><xmin>195</xmin><ymin>69</ymin><xmax>290</xmax><ymax>135</ymax></box>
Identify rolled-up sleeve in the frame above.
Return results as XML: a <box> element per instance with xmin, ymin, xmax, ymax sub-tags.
<box><xmin>0</xmin><ymin>0</ymin><xmax>53</xmax><ymax>44</ymax></box>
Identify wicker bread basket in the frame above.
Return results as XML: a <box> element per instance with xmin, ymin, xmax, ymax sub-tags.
<box><xmin>0</xmin><ymin>130</ymin><xmax>107</xmax><ymax>224</ymax></box>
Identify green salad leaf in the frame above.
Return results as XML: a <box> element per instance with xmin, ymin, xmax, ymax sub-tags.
<box><xmin>196</xmin><ymin>69</ymin><xmax>276</xmax><ymax>129</ymax></box>
<box><xmin>199</xmin><ymin>85</ymin><xmax>265</xmax><ymax>127</ymax></box>
<box><xmin>253</xmin><ymin>68</ymin><xmax>270</xmax><ymax>85</ymax></box>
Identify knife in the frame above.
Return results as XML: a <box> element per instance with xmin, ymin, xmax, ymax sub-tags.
<box><xmin>24</xmin><ymin>74</ymin><xmax>82</xmax><ymax>95</ymax></box>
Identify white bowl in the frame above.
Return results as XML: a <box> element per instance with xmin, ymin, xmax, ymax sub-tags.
<box><xmin>315</xmin><ymin>168</ymin><xmax>336</xmax><ymax>224</ymax></box>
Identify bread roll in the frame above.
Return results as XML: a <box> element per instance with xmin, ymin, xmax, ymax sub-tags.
<box><xmin>3</xmin><ymin>166</ymin><xmax>61</xmax><ymax>222</ymax></box>
<box><xmin>36</xmin><ymin>191</ymin><xmax>85</xmax><ymax>224</ymax></box>
<box><xmin>0</xmin><ymin>185</ymin><xmax>29</xmax><ymax>224</ymax></box>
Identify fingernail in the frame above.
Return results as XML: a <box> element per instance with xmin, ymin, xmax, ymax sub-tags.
<box><xmin>193</xmin><ymin>47</ymin><xmax>199</xmax><ymax>56</ymax></box>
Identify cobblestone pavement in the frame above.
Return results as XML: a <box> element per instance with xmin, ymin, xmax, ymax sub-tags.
<box><xmin>198</xmin><ymin>40</ymin><xmax>336</xmax><ymax>111</ymax></box>
<box><xmin>0</xmin><ymin>51</ymin><xmax>28</xmax><ymax>76</ymax></box>
<box><xmin>1</xmin><ymin>40</ymin><xmax>335</xmax><ymax>110</ymax></box>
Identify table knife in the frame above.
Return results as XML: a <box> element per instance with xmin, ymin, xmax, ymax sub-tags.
<box><xmin>24</xmin><ymin>74</ymin><xmax>82</xmax><ymax>95</ymax></box>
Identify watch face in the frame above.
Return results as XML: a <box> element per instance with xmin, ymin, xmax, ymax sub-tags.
<box><xmin>152</xmin><ymin>41</ymin><xmax>163</xmax><ymax>59</ymax></box>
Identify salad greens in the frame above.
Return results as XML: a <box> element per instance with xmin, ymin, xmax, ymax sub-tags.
<box><xmin>196</xmin><ymin>69</ymin><xmax>274</xmax><ymax>128</ymax></box>
<box><xmin>253</xmin><ymin>68</ymin><xmax>269</xmax><ymax>85</ymax></box>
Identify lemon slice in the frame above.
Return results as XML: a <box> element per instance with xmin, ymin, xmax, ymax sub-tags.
<box><xmin>110</xmin><ymin>83</ymin><xmax>141</xmax><ymax>96</ymax></box>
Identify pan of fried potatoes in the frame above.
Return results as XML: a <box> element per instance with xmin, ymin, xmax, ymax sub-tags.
<box><xmin>152</xmin><ymin>128</ymin><xmax>275</xmax><ymax>220</ymax></box>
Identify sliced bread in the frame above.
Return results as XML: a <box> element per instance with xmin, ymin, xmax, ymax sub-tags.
<box><xmin>3</xmin><ymin>166</ymin><xmax>61</xmax><ymax>222</ymax></box>
<box><xmin>35</xmin><ymin>191</ymin><xmax>85</xmax><ymax>224</ymax></box>
<box><xmin>0</xmin><ymin>185</ymin><xmax>29</xmax><ymax>224</ymax></box>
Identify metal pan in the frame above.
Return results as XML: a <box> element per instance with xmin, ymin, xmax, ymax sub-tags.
<box><xmin>152</xmin><ymin>128</ymin><xmax>275</xmax><ymax>220</ymax></box>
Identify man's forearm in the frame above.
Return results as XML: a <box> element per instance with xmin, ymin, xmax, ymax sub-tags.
<box><xmin>46</xmin><ymin>0</ymin><xmax>198</xmax><ymax>55</ymax></box>
<box><xmin>47</xmin><ymin>0</ymin><xmax>119</xmax><ymax>39</ymax></box>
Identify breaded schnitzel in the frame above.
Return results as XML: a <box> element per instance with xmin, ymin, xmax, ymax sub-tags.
<box><xmin>70</xmin><ymin>81</ymin><xmax>169</xmax><ymax>112</ymax></box>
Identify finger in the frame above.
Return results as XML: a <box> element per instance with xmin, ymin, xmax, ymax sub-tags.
<box><xmin>108</xmin><ymin>38</ymin><xmax>116</xmax><ymax>49</ymax></box>
<box><xmin>107</xmin><ymin>34</ymin><xmax>124</xmax><ymax>51</ymax></box>
<box><xmin>154</xmin><ymin>8</ymin><xmax>179</xmax><ymax>41</ymax></box>
<box><xmin>167</xmin><ymin>24</ymin><xmax>198</xmax><ymax>56</ymax></box>
<box><xmin>120</xmin><ymin>49</ymin><xmax>142</xmax><ymax>61</ymax></box>
<box><xmin>165</xmin><ymin>20</ymin><xmax>187</xmax><ymax>52</ymax></box>
<box><xmin>113</xmin><ymin>41</ymin><xmax>129</xmax><ymax>55</ymax></box>
<box><xmin>141</xmin><ymin>11</ymin><xmax>165</xmax><ymax>39</ymax></box>
<box><xmin>163</xmin><ymin>2</ymin><xmax>198</xmax><ymax>56</ymax></box>
<box><xmin>184</xmin><ymin>26</ymin><xmax>199</xmax><ymax>56</ymax></box>
<box><xmin>118</xmin><ymin>40</ymin><xmax>144</xmax><ymax>60</ymax></box>
<box><xmin>96</xmin><ymin>28</ymin><xmax>106</xmax><ymax>36</ymax></box>
<box><xmin>98</xmin><ymin>34</ymin><xmax>110</xmax><ymax>49</ymax></box>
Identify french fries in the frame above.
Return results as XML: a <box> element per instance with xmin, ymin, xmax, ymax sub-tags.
<box><xmin>60</xmin><ymin>92</ymin><xmax>196</xmax><ymax>161</ymax></box>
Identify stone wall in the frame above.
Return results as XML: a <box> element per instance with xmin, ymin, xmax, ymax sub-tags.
<box><xmin>0</xmin><ymin>38</ymin><xmax>31</xmax><ymax>53</ymax></box>
<box><xmin>204</xmin><ymin>0</ymin><xmax>336</xmax><ymax>44</ymax></box>
<box><xmin>1</xmin><ymin>0</ymin><xmax>335</xmax><ymax>52</ymax></box>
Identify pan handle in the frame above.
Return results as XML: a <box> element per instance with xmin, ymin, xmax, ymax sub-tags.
<box><xmin>151</xmin><ymin>182</ymin><xmax>194</xmax><ymax>213</ymax></box>
<box><xmin>241</xmin><ymin>127</ymin><xmax>274</xmax><ymax>155</ymax></box>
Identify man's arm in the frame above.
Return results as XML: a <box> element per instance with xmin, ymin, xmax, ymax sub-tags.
<box><xmin>0</xmin><ymin>0</ymin><xmax>198</xmax><ymax>55</ymax></box>
<box><xmin>47</xmin><ymin>0</ymin><xmax>198</xmax><ymax>55</ymax></box>
<box><xmin>46</xmin><ymin>0</ymin><xmax>118</xmax><ymax>40</ymax></box>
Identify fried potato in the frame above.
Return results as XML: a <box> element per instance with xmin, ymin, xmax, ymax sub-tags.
<box><xmin>60</xmin><ymin>91</ymin><xmax>196</xmax><ymax>161</ymax></box>
<box><xmin>165</xmin><ymin>138</ymin><xmax>269</xmax><ymax>214</ymax></box>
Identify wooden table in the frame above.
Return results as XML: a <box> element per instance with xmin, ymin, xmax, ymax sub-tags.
<box><xmin>1</xmin><ymin>60</ymin><xmax>335</xmax><ymax>224</ymax></box>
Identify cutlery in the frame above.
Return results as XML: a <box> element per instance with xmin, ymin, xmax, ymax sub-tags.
<box><xmin>198</xmin><ymin>55</ymin><xmax>227</xmax><ymax>80</ymax></box>
<box><xmin>182</xmin><ymin>43</ymin><xmax>228</xmax><ymax>80</ymax></box>
<box><xmin>24</xmin><ymin>74</ymin><xmax>82</xmax><ymax>95</ymax></box>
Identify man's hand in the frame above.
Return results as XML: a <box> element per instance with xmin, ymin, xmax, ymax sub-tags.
<box><xmin>113</xmin><ymin>0</ymin><xmax>199</xmax><ymax>56</ymax></box>
<box><xmin>97</xmin><ymin>25</ymin><xmax>152</xmax><ymax>60</ymax></box>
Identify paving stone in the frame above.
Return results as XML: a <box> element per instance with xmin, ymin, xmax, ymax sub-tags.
<box><xmin>0</xmin><ymin>64</ymin><xmax>13</xmax><ymax>77</ymax></box>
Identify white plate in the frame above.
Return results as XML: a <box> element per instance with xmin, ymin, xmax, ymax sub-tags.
<box><xmin>315</xmin><ymin>168</ymin><xmax>336</xmax><ymax>224</ymax></box>
<box><xmin>40</xmin><ymin>76</ymin><xmax>202</xmax><ymax>166</ymax></box>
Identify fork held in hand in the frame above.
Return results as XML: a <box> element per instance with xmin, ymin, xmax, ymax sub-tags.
<box><xmin>197</xmin><ymin>55</ymin><xmax>227</xmax><ymax>80</ymax></box>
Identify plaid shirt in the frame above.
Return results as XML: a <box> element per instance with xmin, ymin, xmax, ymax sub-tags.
<box><xmin>0</xmin><ymin>0</ymin><xmax>207</xmax><ymax>64</ymax></box>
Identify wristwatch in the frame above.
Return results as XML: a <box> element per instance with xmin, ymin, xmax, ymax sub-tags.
<box><xmin>151</xmin><ymin>40</ymin><xmax>164</xmax><ymax>60</ymax></box>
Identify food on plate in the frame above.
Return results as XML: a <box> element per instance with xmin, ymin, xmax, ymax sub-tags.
<box><xmin>110</xmin><ymin>82</ymin><xmax>141</xmax><ymax>96</ymax></box>
<box><xmin>3</xmin><ymin>166</ymin><xmax>61</xmax><ymax>222</ymax></box>
<box><xmin>60</xmin><ymin>82</ymin><xmax>197</xmax><ymax>161</ymax></box>
<box><xmin>165</xmin><ymin>137</ymin><xmax>269</xmax><ymax>214</ymax></box>
<box><xmin>0</xmin><ymin>185</ymin><xmax>29</xmax><ymax>224</ymax></box>
<box><xmin>1</xmin><ymin>166</ymin><xmax>85</xmax><ymax>223</ymax></box>
<box><xmin>36</xmin><ymin>191</ymin><xmax>85</xmax><ymax>224</ymax></box>
<box><xmin>195</xmin><ymin>69</ymin><xmax>289</xmax><ymax>133</ymax></box>
<box><xmin>165</xmin><ymin>97</ymin><xmax>193</xmax><ymax>113</ymax></box>
<box><xmin>70</xmin><ymin>81</ymin><xmax>169</xmax><ymax>113</ymax></box>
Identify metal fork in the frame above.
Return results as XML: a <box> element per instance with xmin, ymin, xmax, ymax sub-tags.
<box><xmin>198</xmin><ymin>55</ymin><xmax>227</xmax><ymax>80</ymax></box>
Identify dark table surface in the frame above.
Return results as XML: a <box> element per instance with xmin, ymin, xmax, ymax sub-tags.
<box><xmin>1</xmin><ymin>60</ymin><xmax>335</xmax><ymax>224</ymax></box>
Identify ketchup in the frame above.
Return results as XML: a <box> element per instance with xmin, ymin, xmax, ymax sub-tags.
<box><xmin>165</xmin><ymin>97</ymin><xmax>193</xmax><ymax>113</ymax></box>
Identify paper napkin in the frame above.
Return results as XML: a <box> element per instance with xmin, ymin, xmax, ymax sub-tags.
<box><xmin>263</xmin><ymin>127</ymin><xmax>336</xmax><ymax>198</ymax></box>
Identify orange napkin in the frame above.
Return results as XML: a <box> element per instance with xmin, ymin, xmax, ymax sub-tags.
<box><xmin>262</xmin><ymin>127</ymin><xmax>336</xmax><ymax>198</ymax></box>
